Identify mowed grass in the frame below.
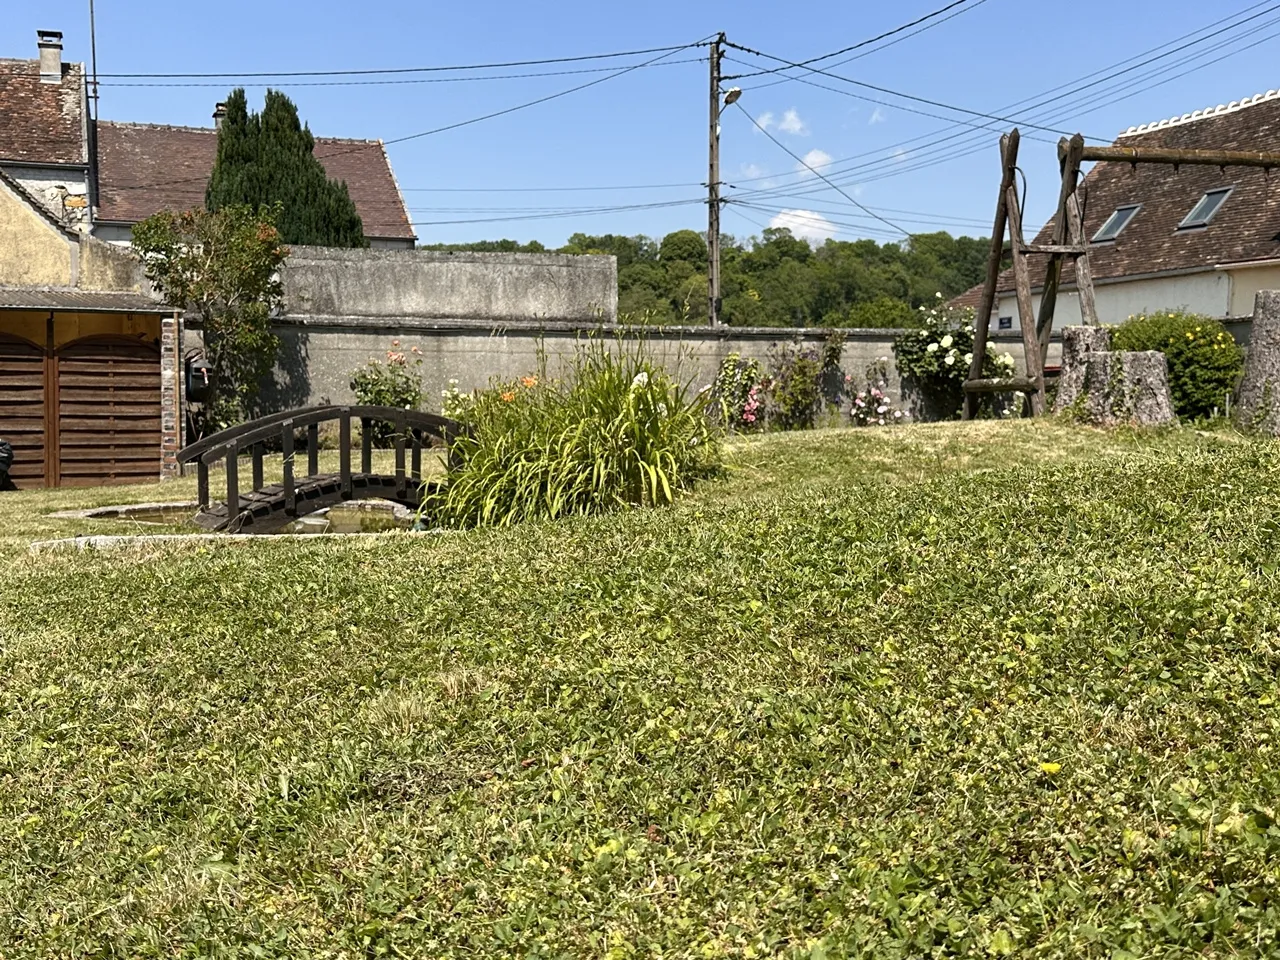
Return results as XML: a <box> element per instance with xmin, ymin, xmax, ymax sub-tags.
<box><xmin>1</xmin><ymin>421</ymin><xmax>1279</xmax><ymax>956</ymax></box>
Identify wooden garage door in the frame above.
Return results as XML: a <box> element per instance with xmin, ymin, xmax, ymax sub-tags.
<box><xmin>56</xmin><ymin>337</ymin><xmax>161</xmax><ymax>487</ymax></box>
<box><xmin>0</xmin><ymin>334</ymin><xmax>48</xmax><ymax>488</ymax></box>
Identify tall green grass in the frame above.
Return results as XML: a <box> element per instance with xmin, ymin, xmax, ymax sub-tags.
<box><xmin>423</xmin><ymin>341</ymin><xmax>721</xmax><ymax>528</ymax></box>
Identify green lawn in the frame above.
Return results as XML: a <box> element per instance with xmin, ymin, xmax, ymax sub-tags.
<box><xmin>1</xmin><ymin>421</ymin><xmax>1278</xmax><ymax>956</ymax></box>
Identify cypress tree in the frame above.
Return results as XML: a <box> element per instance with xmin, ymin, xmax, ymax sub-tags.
<box><xmin>206</xmin><ymin>88</ymin><xmax>368</xmax><ymax>248</ymax></box>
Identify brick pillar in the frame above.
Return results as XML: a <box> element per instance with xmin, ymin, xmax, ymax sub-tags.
<box><xmin>159</xmin><ymin>312</ymin><xmax>181</xmax><ymax>479</ymax></box>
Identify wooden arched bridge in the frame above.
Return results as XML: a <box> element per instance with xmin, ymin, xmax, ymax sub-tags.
<box><xmin>177</xmin><ymin>406</ymin><xmax>466</xmax><ymax>533</ymax></box>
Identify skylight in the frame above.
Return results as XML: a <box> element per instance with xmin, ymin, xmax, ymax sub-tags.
<box><xmin>1178</xmin><ymin>187</ymin><xmax>1233</xmax><ymax>229</ymax></box>
<box><xmin>1092</xmin><ymin>204</ymin><xmax>1141</xmax><ymax>243</ymax></box>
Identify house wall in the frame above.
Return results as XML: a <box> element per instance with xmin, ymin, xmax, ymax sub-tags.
<box><xmin>281</xmin><ymin>247</ymin><xmax>619</xmax><ymax>324</ymax></box>
<box><xmin>78</xmin><ymin>235</ymin><xmax>149</xmax><ymax>292</ymax></box>
<box><xmin>90</xmin><ymin>223</ymin><xmax>136</xmax><ymax>247</ymax></box>
<box><xmin>1227</xmin><ymin>264</ymin><xmax>1280</xmax><ymax>318</ymax></box>
<box><xmin>1</xmin><ymin>165</ymin><xmax>91</xmax><ymax>230</ymax></box>
<box><xmin>993</xmin><ymin>270</ymin><xmax>1231</xmax><ymax>329</ymax></box>
<box><xmin>368</xmin><ymin>237</ymin><xmax>416</xmax><ymax>251</ymax></box>
<box><xmin>0</xmin><ymin>181</ymin><xmax>74</xmax><ymax>286</ymax></box>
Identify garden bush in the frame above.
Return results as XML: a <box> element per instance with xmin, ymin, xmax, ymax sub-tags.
<box><xmin>1111</xmin><ymin>311</ymin><xmax>1243</xmax><ymax>419</ymax></box>
<box><xmin>424</xmin><ymin>341</ymin><xmax>721</xmax><ymax>528</ymax></box>
<box><xmin>709</xmin><ymin>353</ymin><xmax>766</xmax><ymax>431</ymax></box>
<box><xmin>894</xmin><ymin>297</ymin><xmax>1016</xmax><ymax>420</ymax></box>
<box><xmin>349</xmin><ymin>342</ymin><xmax>424</xmax><ymax>444</ymax></box>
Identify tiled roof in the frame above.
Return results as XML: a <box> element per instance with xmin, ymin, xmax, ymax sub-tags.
<box><xmin>0</xmin><ymin>286</ymin><xmax>169</xmax><ymax>313</ymax></box>
<box><xmin>95</xmin><ymin>122</ymin><xmax>416</xmax><ymax>241</ymax></box>
<box><xmin>0</xmin><ymin>59</ymin><xmax>87</xmax><ymax>165</ymax></box>
<box><xmin>952</xmin><ymin>89</ymin><xmax>1280</xmax><ymax>310</ymax></box>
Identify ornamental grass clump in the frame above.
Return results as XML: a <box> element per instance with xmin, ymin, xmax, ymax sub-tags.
<box><xmin>424</xmin><ymin>341</ymin><xmax>721</xmax><ymax>528</ymax></box>
<box><xmin>1111</xmin><ymin>311</ymin><xmax>1243</xmax><ymax>419</ymax></box>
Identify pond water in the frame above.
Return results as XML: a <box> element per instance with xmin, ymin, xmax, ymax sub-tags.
<box><xmin>87</xmin><ymin>502</ymin><xmax>415</xmax><ymax>535</ymax></box>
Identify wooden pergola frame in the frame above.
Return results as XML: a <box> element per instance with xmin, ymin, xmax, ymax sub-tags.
<box><xmin>961</xmin><ymin>129</ymin><xmax>1280</xmax><ymax>420</ymax></box>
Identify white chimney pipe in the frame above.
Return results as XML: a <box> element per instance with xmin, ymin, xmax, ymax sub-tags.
<box><xmin>37</xmin><ymin>30</ymin><xmax>63</xmax><ymax>84</ymax></box>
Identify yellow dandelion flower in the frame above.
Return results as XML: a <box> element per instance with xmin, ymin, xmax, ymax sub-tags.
<box><xmin>1039</xmin><ymin>762</ymin><xmax>1062</xmax><ymax>775</ymax></box>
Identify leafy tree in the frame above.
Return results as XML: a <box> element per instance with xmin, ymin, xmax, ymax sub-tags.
<box><xmin>418</xmin><ymin>239</ymin><xmax>547</xmax><ymax>253</ymax></box>
<box><xmin>132</xmin><ymin>205</ymin><xmax>289</xmax><ymax>433</ymax></box>
<box><xmin>658</xmin><ymin>229</ymin><xmax>708</xmax><ymax>266</ymax></box>
<box><xmin>206</xmin><ymin>88</ymin><xmax>367</xmax><ymax>248</ymax></box>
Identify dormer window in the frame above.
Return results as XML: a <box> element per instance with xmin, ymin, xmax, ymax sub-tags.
<box><xmin>1178</xmin><ymin>187</ymin><xmax>1233</xmax><ymax>229</ymax></box>
<box><xmin>1092</xmin><ymin>204</ymin><xmax>1141</xmax><ymax>243</ymax></box>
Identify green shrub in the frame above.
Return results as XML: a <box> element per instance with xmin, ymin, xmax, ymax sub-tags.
<box><xmin>424</xmin><ymin>341</ymin><xmax>721</xmax><ymax>528</ymax></box>
<box><xmin>349</xmin><ymin>343</ymin><xmax>424</xmax><ymax>445</ymax></box>
<box><xmin>765</xmin><ymin>333</ymin><xmax>846</xmax><ymax>431</ymax></box>
<box><xmin>894</xmin><ymin>299</ymin><xmax>1017</xmax><ymax>420</ymax></box>
<box><xmin>710</xmin><ymin>353</ymin><xmax>766</xmax><ymax>431</ymax></box>
<box><xmin>1111</xmin><ymin>311</ymin><xmax>1243</xmax><ymax>419</ymax></box>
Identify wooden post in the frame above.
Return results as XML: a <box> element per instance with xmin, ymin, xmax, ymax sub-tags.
<box><xmin>1005</xmin><ymin>180</ymin><xmax>1046</xmax><ymax>416</ymax></box>
<box><xmin>307</xmin><ymin>423</ymin><xmax>319</xmax><ymax>477</ymax></box>
<box><xmin>1064</xmin><ymin>181</ymin><xmax>1099</xmax><ymax>328</ymax></box>
<box><xmin>394</xmin><ymin>411</ymin><xmax>406</xmax><ymax>499</ymax></box>
<box><xmin>964</xmin><ymin>128</ymin><xmax>1019</xmax><ymax>421</ymax></box>
<box><xmin>411</xmin><ymin>431</ymin><xmax>422</xmax><ymax>484</ymax></box>
<box><xmin>339</xmin><ymin>411</ymin><xmax>352</xmax><ymax>499</ymax></box>
<box><xmin>361</xmin><ymin>419</ymin><xmax>373</xmax><ymax>474</ymax></box>
<box><xmin>225</xmin><ymin>448</ymin><xmax>239</xmax><ymax>522</ymax></box>
<box><xmin>251</xmin><ymin>442</ymin><xmax>264</xmax><ymax>491</ymax></box>
<box><xmin>1036</xmin><ymin>135</ymin><xmax>1085</xmax><ymax>363</ymax></box>
<box><xmin>197</xmin><ymin>459</ymin><xmax>209</xmax><ymax>509</ymax></box>
<box><xmin>282</xmin><ymin>421</ymin><xmax>296</xmax><ymax>516</ymax></box>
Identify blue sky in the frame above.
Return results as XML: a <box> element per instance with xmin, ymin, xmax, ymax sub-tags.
<box><xmin>7</xmin><ymin>0</ymin><xmax>1280</xmax><ymax>247</ymax></box>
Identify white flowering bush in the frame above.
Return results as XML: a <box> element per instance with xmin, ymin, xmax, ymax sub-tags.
<box><xmin>847</xmin><ymin>356</ymin><xmax>905</xmax><ymax>427</ymax></box>
<box><xmin>893</xmin><ymin>295</ymin><xmax>1020</xmax><ymax>419</ymax></box>
<box><xmin>440</xmin><ymin>378</ymin><xmax>473</xmax><ymax>420</ymax></box>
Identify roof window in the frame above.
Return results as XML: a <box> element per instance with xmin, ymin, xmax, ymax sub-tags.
<box><xmin>1091</xmin><ymin>204</ymin><xmax>1140</xmax><ymax>243</ymax></box>
<box><xmin>1178</xmin><ymin>187</ymin><xmax>1233</xmax><ymax>229</ymax></box>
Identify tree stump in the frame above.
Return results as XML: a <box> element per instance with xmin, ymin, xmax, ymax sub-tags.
<box><xmin>1078</xmin><ymin>350</ymin><xmax>1176</xmax><ymax>427</ymax></box>
<box><xmin>1052</xmin><ymin>326</ymin><xmax>1112</xmax><ymax>413</ymax></box>
<box><xmin>1235</xmin><ymin>290</ymin><xmax>1280</xmax><ymax>434</ymax></box>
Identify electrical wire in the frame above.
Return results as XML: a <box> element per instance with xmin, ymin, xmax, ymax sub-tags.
<box><xmin>725</xmin><ymin>0</ymin><xmax>982</xmax><ymax>81</ymax></box>
<box><xmin>98</xmin><ymin>58</ymin><xmax>706</xmax><ymax>88</ymax></box>
<box><xmin>96</xmin><ymin>43</ymin><xmax>701</xmax><ymax>79</ymax></box>
<box><xmin>732</xmin><ymin>101</ymin><xmax>911</xmax><ymax>236</ymax></box>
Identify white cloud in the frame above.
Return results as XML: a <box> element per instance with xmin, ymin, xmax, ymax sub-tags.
<box><xmin>778</xmin><ymin>108</ymin><xmax>808</xmax><ymax>135</ymax></box>
<box><xmin>892</xmin><ymin>147</ymin><xmax>910</xmax><ymax>163</ymax></box>
<box><xmin>796</xmin><ymin>148</ymin><xmax>833</xmax><ymax>178</ymax></box>
<box><xmin>740</xmin><ymin>162</ymin><xmax>766</xmax><ymax>179</ymax></box>
<box><xmin>754</xmin><ymin>111</ymin><xmax>775</xmax><ymax>133</ymax></box>
<box><xmin>869</xmin><ymin>107</ymin><xmax>886</xmax><ymax>125</ymax></box>
<box><xmin>768</xmin><ymin>209</ymin><xmax>837</xmax><ymax>245</ymax></box>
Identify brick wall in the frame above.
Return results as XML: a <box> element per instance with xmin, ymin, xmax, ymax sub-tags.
<box><xmin>159</xmin><ymin>313</ymin><xmax>180</xmax><ymax>478</ymax></box>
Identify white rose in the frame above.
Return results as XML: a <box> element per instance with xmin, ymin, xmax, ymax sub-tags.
<box><xmin>926</xmin><ymin>343</ymin><xmax>939</xmax><ymax>353</ymax></box>
<box><xmin>941</xmin><ymin>335</ymin><xmax>954</xmax><ymax>348</ymax></box>
<box><xmin>945</xmin><ymin>354</ymin><xmax>956</xmax><ymax>365</ymax></box>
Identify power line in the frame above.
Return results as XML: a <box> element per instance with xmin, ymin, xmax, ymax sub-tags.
<box><xmin>108</xmin><ymin>40</ymin><xmax>711</xmax><ymax>193</ymax></box>
<box><xmin>724</xmin><ymin>40</ymin><xmax>1098</xmax><ymax>140</ymax></box>
<box><xmin>745</xmin><ymin>0</ymin><xmax>990</xmax><ymax>91</ymax></box>
<box><xmin>732</xmin><ymin>101</ymin><xmax>911</xmax><ymax>236</ymax></box>
<box><xmin>96</xmin><ymin>43</ymin><xmax>700</xmax><ymax>79</ymax></box>
<box><xmin>725</xmin><ymin>0</ymin><xmax>982</xmax><ymax>81</ymax></box>
<box><xmin>356</xmin><ymin>198</ymin><xmax>706</xmax><ymax>229</ymax></box>
<box><xmin>98</xmin><ymin>58</ymin><xmax>706</xmax><ymax>89</ymax></box>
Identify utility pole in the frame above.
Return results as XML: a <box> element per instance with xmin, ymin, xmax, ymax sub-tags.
<box><xmin>707</xmin><ymin>32</ymin><xmax>724</xmax><ymax>326</ymax></box>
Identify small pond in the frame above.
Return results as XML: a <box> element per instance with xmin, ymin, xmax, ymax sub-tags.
<box><xmin>74</xmin><ymin>501</ymin><xmax>416</xmax><ymax>535</ymax></box>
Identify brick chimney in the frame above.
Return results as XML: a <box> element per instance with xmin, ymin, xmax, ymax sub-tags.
<box><xmin>213</xmin><ymin>102</ymin><xmax>227</xmax><ymax>130</ymax></box>
<box><xmin>37</xmin><ymin>30</ymin><xmax>63</xmax><ymax>84</ymax></box>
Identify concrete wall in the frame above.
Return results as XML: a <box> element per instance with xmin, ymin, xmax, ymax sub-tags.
<box><xmin>0</xmin><ymin>177</ymin><xmax>73</xmax><ymax>286</ymax></box>
<box><xmin>280</xmin><ymin>247</ymin><xmax>618</xmax><ymax>324</ymax></box>
<box><xmin>78</xmin><ymin>234</ymin><xmax>149</xmax><ymax>292</ymax></box>
<box><xmin>4</xmin><ymin>165</ymin><xmax>91</xmax><ymax>230</ymax></box>
<box><xmin>225</xmin><ymin>316</ymin><xmax>1052</xmax><ymax>416</ymax></box>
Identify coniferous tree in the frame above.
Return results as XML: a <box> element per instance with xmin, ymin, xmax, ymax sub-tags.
<box><xmin>206</xmin><ymin>88</ymin><xmax>368</xmax><ymax>248</ymax></box>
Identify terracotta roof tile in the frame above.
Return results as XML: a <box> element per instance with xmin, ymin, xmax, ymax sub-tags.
<box><xmin>95</xmin><ymin>121</ymin><xmax>415</xmax><ymax>241</ymax></box>
<box><xmin>952</xmin><ymin>91</ymin><xmax>1280</xmax><ymax>310</ymax></box>
<box><xmin>0</xmin><ymin>59</ymin><xmax>87</xmax><ymax>165</ymax></box>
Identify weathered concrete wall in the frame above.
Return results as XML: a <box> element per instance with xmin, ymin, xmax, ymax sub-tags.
<box><xmin>228</xmin><ymin>317</ymin><xmax>1053</xmax><ymax>417</ymax></box>
<box><xmin>281</xmin><ymin>247</ymin><xmax>618</xmax><ymax>324</ymax></box>
<box><xmin>78</xmin><ymin>234</ymin><xmax>148</xmax><ymax>292</ymax></box>
<box><xmin>0</xmin><ymin>177</ymin><xmax>73</xmax><ymax>286</ymax></box>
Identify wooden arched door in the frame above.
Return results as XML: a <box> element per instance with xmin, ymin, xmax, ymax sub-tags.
<box><xmin>0</xmin><ymin>334</ymin><xmax>48</xmax><ymax>488</ymax></box>
<box><xmin>55</xmin><ymin>336</ymin><xmax>162</xmax><ymax>487</ymax></box>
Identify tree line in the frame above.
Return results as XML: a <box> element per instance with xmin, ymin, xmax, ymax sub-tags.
<box><xmin>420</xmin><ymin>228</ymin><xmax>990</xmax><ymax>327</ymax></box>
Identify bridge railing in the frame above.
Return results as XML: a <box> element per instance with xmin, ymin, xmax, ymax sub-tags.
<box><xmin>177</xmin><ymin>405</ymin><xmax>467</xmax><ymax>518</ymax></box>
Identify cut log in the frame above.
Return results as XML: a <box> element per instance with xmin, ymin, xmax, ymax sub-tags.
<box><xmin>1077</xmin><ymin>351</ymin><xmax>1176</xmax><ymax>427</ymax></box>
<box><xmin>1052</xmin><ymin>326</ymin><xmax>1112</xmax><ymax>413</ymax></box>
<box><xmin>1235</xmin><ymin>290</ymin><xmax>1280</xmax><ymax>435</ymax></box>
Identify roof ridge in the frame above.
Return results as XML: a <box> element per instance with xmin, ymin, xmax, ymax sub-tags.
<box><xmin>1118</xmin><ymin>88</ymin><xmax>1280</xmax><ymax>138</ymax></box>
<box><xmin>98</xmin><ymin>121</ymin><xmax>381</xmax><ymax>146</ymax></box>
